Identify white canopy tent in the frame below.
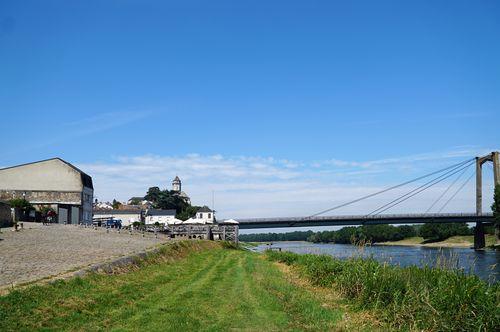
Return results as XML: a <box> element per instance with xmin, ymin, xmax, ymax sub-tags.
<box><xmin>167</xmin><ymin>218</ymin><xmax>184</xmax><ymax>225</ymax></box>
<box><xmin>222</xmin><ymin>219</ymin><xmax>239</xmax><ymax>224</ymax></box>
<box><xmin>182</xmin><ymin>218</ymin><xmax>206</xmax><ymax>224</ymax></box>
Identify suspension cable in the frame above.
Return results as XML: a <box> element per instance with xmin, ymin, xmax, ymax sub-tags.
<box><xmin>437</xmin><ymin>172</ymin><xmax>475</xmax><ymax>213</ymax></box>
<box><xmin>306</xmin><ymin>157</ymin><xmax>474</xmax><ymax>218</ymax></box>
<box><xmin>425</xmin><ymin>164</ymin><xmax>470</xmax><ymax>213</ymax></box>
<box><xmin>365</xmin><ymin>160</ymin><xmax>474</xmax><ymax>216</ymax></box>
<box><xmin>368</xmin><ymin>160</ymin><xmax>475</xmax><ymax>216</ymax></box>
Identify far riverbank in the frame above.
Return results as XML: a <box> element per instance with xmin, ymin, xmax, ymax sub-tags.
<box><xmin>376</xmin><ymin>234</ymin><xmax>498</xmax><ymax>248</ymax></box>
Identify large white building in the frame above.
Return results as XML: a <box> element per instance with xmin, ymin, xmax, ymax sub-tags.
<box><xmin>0</xmin><ymin>158</ymin><xmax>94</xmax><ymax>224</ymax></box>
<box><xmin>145</xmin><ymin>209</ymin><xmax>177</xmax><ymax>225</ymax></box>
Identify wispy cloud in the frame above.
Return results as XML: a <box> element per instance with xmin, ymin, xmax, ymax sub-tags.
<box><xmin>51</xmin><ymin>111</ymin><xmax>152</xmax><ymax>145</ymax></box>
<box><xmin>3</xmin><ymin>111</ymin><xmax>152</xmax><ymax>157</ymax></box>
<box><xmin>77</xmin><ymin>146</ymin><xmax>496</xmax><ymax>219</ymax></box>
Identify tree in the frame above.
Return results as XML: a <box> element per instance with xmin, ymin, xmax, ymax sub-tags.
<box><xmin>129</xmin><ymin>197</ymin><xmax>143</xmax><ymax>205</ymax></box>
<box><xmin>144</xmin><ymin>186</ymin><xmax>195</xmax><ymax>220</ymax></box>
<box><xmin>9</xmin><ymin>198</ymin><xmax>34</xmax><ymax>222</ymax></box>
<box><xmin>176</xmin><ymin>205</ymin><xmax>200</xmax><ymax>221</ymax></box>
<box><xmin>306</xmin><ymin>225</ymin><xmax>418</xmax><ymax>244</ymax></box>
<box><xmin>145</xmin><ymin>187</ymin><xmax>161</xmax><ymax>203</ymax></box>
<box><xmin>419</xmin><ymin>223</ymin><xmax>471</xmax><ymax>242</ymax></box>
<box><xmin>9</xmin><ymin>198</ymin><xmax>33</xmax><ymax>213</ymax></box>
<box><xmin>112</xmin><ymin>199</ymin><xmax>122</xmax><ymax>209</ymax></box>
<box><xmin>491</xmin><ymin>184</ymin><xmax>500</xmax><ymax>240</ymax></box>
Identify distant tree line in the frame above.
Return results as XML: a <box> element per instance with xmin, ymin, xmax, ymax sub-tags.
<box><xmin>240</xmin><ymin>223</ymin><xmax>495</xmax><ymax>244</ymax></box>
<box><xmin>239</xmin><ymin>231</ymin><xmax>314</xmax><ymax>242</ymax></box>
<box><xmin>307</xmin><ymin>224</ymin><xmax>417</xmax><ymax>244</ymax></box>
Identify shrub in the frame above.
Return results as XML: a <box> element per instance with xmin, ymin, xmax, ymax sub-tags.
<box><xmin>419</xmin><ymin>223</ymin><xmax>472</xmax><ymax>242</ymax></box>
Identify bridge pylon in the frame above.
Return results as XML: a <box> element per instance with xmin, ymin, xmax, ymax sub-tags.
<box><xmin>475</xmin><ymin>151</ymin><xmax>500</xmax><ymax>249</ymax></box>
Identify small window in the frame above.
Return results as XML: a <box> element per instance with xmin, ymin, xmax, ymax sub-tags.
<box><xmin>208</xmin><ymin>213</ymin><xmax>211</xmax><ymax>219</ymax></box>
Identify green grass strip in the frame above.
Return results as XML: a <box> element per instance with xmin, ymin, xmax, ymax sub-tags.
<box><xmin>0</xmin><ymin>241</ymin><xmax>343</xmax><ymax>331</ymax></box>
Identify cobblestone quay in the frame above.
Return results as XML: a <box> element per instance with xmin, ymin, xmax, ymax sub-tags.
<box><xmin>0</xmin><ymin>222</ymin><xmax>169</xmax><ymax>288</ymax></box>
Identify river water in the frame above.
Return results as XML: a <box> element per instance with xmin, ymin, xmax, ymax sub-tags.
<box><xmin>252</xmin><ymin>242</ymin><xmax>500</xmax><ymax>283</ymax></box>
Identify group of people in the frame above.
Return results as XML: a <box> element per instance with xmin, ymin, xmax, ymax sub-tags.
<box><xmin>42</xmin><ymin>210</ymin><xmax>56</xmax><ymax>225</ymax></box>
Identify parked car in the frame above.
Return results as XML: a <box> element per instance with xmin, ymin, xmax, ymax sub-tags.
<box><xmin>105</xmin><ymin>219</ymin><xmax>122</xmax><ymax>228</ymax></box>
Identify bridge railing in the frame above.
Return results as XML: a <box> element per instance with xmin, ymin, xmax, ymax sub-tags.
<box><xmin>238</xmin><ymin>212</ymin><xmax>493</xmax><ymax>223</ymax></box>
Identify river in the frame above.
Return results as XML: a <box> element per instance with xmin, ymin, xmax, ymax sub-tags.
<box><xmin>252</xmin><ymin>242</ymin><xmax>500</xmax><ymax>283</ymax></box>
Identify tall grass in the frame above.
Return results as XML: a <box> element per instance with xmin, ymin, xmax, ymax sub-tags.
<box><xmin>266</xmin><ymin>250</ymin><xmax>500</xmax><ymax>331</ymax></box>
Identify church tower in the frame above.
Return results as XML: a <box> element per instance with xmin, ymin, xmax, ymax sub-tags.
<box><xmin>172</xmin><ymin>176</ymin><xmax>181</xmax><ymax>192</ymax></box>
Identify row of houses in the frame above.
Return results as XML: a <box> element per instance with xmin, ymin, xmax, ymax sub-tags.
<box><xmin>0</xmin><ymin>158</ymin><xmax>225</xmax><ymax>226</ymax></box>
<box><xmin>94</xmin><ymin>205</ymin><xmax>216</xmax><ymax>227</ymax></box>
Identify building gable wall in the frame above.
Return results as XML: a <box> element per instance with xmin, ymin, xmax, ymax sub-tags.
<box><xmin>0</xmin><ymin>159</ymin><xmax>83</xmax><ymax>192</ymax></box>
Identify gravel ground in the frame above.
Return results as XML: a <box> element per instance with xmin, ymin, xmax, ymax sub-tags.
<box><xmin>0</xmin><ymin>222</ymin><xmax>170</xmax><ymax>288</ymax></box>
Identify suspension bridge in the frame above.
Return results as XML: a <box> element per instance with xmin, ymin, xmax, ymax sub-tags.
<box><xmin>237</xmin><ymin>151</ymin><xmax>500</xmax><ymax>249</ymax></box>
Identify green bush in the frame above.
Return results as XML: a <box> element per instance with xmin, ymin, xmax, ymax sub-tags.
<box><xmin>419</xmin><ymin>223</ymin><xmax>472</xmax><ymax>242</ymax></box>
<box><xmin>266</xmin><ymin>251</ymin><xmax>499</xmax><ymax>331</ymax></box>
<box><xmin>307</xmin><ymin>224</ymin><xmax>419</xmax><ymax>244</ymax></box>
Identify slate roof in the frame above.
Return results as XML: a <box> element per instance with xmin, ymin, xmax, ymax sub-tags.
<box><xmin>146</xmin><ymin>209</ymin><xmax>176</xmax><ymax>216</ymax></box>
<box><xmin>197</xmin><ymin>206</ymin><xmax>213</xmax><ymax>213</ymax></box>
<box><xmin>94</xmin><ymin>209</ymin><xmax>143</xmax><ymax>215</ymax></box>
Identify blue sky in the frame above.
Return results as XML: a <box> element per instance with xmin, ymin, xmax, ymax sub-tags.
<box><xmin>1</xmin><ymin>1</ymin><xmax>499</xmax><ymax>222</ymax></box>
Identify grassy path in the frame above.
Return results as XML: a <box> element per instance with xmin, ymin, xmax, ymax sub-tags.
<box><xmin>0</xmin><ymin>242</ymin><xmax>345</xmax><ymax>331</ymax></box>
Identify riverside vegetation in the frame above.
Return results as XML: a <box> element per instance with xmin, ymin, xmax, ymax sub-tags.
<box><xmin>1</xmin><ymin>241</ymin><xmax>498</xmax><ymax>331</ymax></box>
<box><xmin>266</xmin><ymin>250</ymin><xmax>499</xmax><ymax>331</ymax></box>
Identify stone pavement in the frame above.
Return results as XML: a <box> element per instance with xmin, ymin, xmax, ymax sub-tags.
<box><xmin>0</xmin><ymin>222</ymin><xmax>170</xmax><ymax>288</ymax></box>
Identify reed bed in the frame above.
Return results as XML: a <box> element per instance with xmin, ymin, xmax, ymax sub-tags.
<box><xmin>266</xmin><ymin>250</ymin><xmax>499</xmax><ymax>331</ymax></box>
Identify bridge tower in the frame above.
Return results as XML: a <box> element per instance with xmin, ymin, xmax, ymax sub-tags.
<box><xmin>475</xmin><ymin>151</ymin><xmax>500</xmax><ymax>249</ymax></box>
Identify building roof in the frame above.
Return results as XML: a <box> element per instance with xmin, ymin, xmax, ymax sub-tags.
<box><xmin>94</xmin><ymin>209</ymin><xmax>143</xmax><ymax>215</ymax></box>
<box><xmin>117</xmin><ymin>204</ymin><xmax>143</xmax><ymax>211</ymax></box>
<box><xmin>146</xmin><ymin>209</ymin><xmax>176</xmax><ymax>216</ymax></box>
<box><xmin>173</xmin><ymin>176</ymin><xmax>181</xmax><ymax>183</ymax></box>
<box><xmin>128</xmin><ymin>196</ymin><xmax>145</xmax><ymax>201</ymax></box>
<box><xmin>0</xmin><ymin>157</ymin><xmax>93</xmax><ymax>189</ymax></box>
<box><xmin>197</xmin><ymin>206</ymin><xmax>213</xmax><ymax>213</ymax></box>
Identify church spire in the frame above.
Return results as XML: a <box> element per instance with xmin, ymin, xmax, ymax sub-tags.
<box><xmin>172</xmin><ymin>175</ymin><xmax>181</xmax><ymax>192</ymax></box>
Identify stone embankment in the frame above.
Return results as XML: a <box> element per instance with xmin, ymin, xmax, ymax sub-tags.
<box><xmin>0</xmin><ymin>222</ymin><xmax>169</xmax><ymax>289</ymax></box>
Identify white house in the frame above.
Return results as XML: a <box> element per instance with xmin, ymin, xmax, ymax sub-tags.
<box><xmin>145</xmin><ymin>209</ymin><xmax>177</xmax><ymax>225</ymax></box>
<box><xmin>182</xmin><ymin>206</ymin><xmax>215</xmax><ymax>224</ymax></box>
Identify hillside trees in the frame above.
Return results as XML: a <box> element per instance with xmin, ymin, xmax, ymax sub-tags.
<box><xmin>145</xmin><ymin>186</ymin><xmax>199</xmax><ymax>220</ymax></box>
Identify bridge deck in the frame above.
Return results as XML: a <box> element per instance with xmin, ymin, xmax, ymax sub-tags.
<box><xmin>238</xmin><ymin>213</ymin><xmax>494</xmax><ymax>229</ymax></box>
